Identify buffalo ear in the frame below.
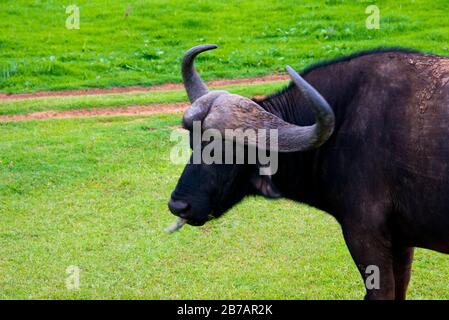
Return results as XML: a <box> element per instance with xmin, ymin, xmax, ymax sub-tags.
<box><xmin>251</xmin><ymin>174</ymin><xmax>282</xmax><ymax>199</ymax></box>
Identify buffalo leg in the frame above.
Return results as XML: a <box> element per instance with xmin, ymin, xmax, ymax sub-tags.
<box><xmin>342</xmin><ymin>226</ymin><xmax>395</xmax><ymax>300</ymax></box>
<box><xmin>392</xmin><ymin>246</ymin><xmax>414</xmax><ymax>300</ymax></box>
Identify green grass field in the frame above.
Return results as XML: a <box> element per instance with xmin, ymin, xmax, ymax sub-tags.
<box><xmin>1</xmin><ymin>0</ymin><xmax>449</xmax><ymax>299</ymax></box>
<box><xmin>1</xmin><ymin>0</ymin><xmax>448</xmax><ymax>93</ymax></box>
<box><xmin>1</xmin><ymin>115</ymin><xmax>449</xmax><ymax>299</ymax></box>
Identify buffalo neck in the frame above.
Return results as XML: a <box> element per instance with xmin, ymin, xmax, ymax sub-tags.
<box><xmin>256</xmin><ymin>60</ymin><xmax>362</xmax><ymax>213</ymax></box>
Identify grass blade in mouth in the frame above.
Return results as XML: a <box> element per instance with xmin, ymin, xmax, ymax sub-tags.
<box><xmin>165</xmin><ymin>217</ymin><xmax>187</xmax><ymax>233</ymax></box>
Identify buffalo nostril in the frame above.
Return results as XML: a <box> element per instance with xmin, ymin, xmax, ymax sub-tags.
<box><xmin>168</xmin><ymin>198</ymin><xmax>189</xmax><ymax>215</ymax></box>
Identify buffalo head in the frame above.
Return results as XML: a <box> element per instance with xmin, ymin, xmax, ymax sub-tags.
<box><xmin>167</xmin><ymin>44</ymin><xmax>335</xmax><ymax>230</ymax></box>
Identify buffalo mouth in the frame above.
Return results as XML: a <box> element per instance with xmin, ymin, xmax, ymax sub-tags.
<box><xmin>186</xmin><ymin>218</ymin><xmax>208</xmax><ymax>226</ymax></box>
<box><xmin>165</xmin><ymin>213</ymin><xmax>214</xmax><ymax>233</ymax></box>
<box><xmin>186</xmin><ymin>213</ymin><xmax>215</xmax><ymax>226</ymax></box>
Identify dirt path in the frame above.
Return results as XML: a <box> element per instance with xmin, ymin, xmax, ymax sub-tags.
<box><xmin>0</xmin><ymin>102</ymin><xmax>189</xmax><ymax>122</ymax></box>
<box><xmin>0</xmin><ymin>74</ymin><xmax>288</xmax><ymax>100</ymax></box>
<box><xmin>0</xmin><ymin>73</ymin><xmax>289</xmax><ymax>121</ymax></box>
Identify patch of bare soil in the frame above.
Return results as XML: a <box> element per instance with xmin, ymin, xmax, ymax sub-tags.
<box><xmin>0</xmin><ymin>102</ymin><xmax>189</xmax><ymax>122</ymax></box>
<box><xmin>0</xmin><ymin>74</ymin><xmax>289</xmax><ymax>100</ymax></box>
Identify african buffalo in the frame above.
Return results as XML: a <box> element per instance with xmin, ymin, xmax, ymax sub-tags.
<box><xmin>167</xmin><ymin>44</ymin><xmax>449</xmax><ymax>300</ymax></box>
